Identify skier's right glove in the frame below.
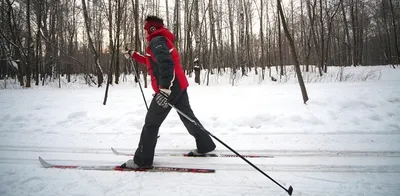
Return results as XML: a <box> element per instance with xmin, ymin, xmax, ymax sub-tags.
<box><xmin>155</xmin><ymin>89</ymin><xmax>171</xmax><ymax>108</ymax></box>
<box><xmin>121</xmin><ymin>47</ymin><xmax>134</xmax><ymax>59</ymax></box>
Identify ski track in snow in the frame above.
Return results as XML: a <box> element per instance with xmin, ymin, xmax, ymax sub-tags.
<box><xmin>0</xmin><ymin>66</ymin><xmax>400</xmax><ymax>196</ymax></box>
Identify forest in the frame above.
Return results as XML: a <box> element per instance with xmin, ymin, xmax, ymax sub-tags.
<box><xmin>1</xmin><ymin>0</ymin><xmax>399</xmax><ymax>88</ymax></box>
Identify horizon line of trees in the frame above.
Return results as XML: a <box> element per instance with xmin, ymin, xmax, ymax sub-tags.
<box><xmin>1</xmin><ymin>0</ymin><xmax>399</xmax><ymax>88</ymax></box>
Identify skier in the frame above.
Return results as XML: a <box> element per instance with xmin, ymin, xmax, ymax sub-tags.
<box><xmin>121</xmin><ymin>16</ymin><xmax>216</xmax><ymax>168</ymax></box>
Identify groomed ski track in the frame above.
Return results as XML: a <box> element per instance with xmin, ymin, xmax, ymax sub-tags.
<box><xmin>1</xmin><ymin>146</ymin><xmax>400</xmax><ymax>173</ymax></box>
<box><xmin>1</xmin><ymin>68</ymin><xmax>400</xmax><ymax>196</ymax></box>
<box><xmin>1</xmin><ymin>140</ymin><xmax>400</xmax><ymax>196</ymax></box>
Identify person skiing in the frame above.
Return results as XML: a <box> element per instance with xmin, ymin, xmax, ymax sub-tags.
<box><xmin>121</xmin><ymin>15</ymin><xmax>216</xmax><ymax>169</ymax></box>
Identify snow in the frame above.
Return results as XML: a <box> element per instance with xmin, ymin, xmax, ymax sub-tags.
<box><xmin>0</xmin><ymin>65</ymin><xmax>400</xmax><ymax>196</ymax></box>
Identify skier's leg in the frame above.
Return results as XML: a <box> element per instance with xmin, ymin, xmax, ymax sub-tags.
<box><xmin>175</xmin><ymin>90</ymin><xmax>216</xmax><ymax>153</ymax></box>
<box><xmin>134</xmin><ymin>97</ymin><xmax>171</xmax><ymax>167</ymax></box>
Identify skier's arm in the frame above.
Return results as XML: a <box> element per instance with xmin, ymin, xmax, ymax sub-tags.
<box><xmin>122</xmin><ymin>48</ymin><xmax>147</xmax><ymax>65</ymax></box>
<box><xmin>149</xmin><ymin>36</ymin><xmax>175</xmax><ymax>90</ymax></box>
<box><xmin>132</xmin><ymin>52</ymin><xmax>147</xmax><ymax>65</ymax></box>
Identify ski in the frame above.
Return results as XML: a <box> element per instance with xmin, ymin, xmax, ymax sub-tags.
<box><xmin>111</xmin><ymin>147</ymin><xmax>274</xmax><ymax>158</ymax></box>
<box><xmin>38</xmin><ymin>157</ymin><xmax>215</xmax><ymax>173</ymax></box>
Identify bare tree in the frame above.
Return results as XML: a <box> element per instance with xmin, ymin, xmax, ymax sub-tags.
<box><xmin>193</xmin><ymin>0</ymin><xmax>201</xmax><ymax>84</ymax></box>
<box><xmin>165</xmin><ymin>0</ymin><xmax>170</xmax><ymax>28</ymax></box>
<box><xmin>239</xmin><ymin>0</ymin><xmax>246</xmax><ymax>76</ymax></box>
<box><xmin>183</xmin><ymin>0</ymin><xmax>193</xmax><ymax>73</ymax></box>
<box><xmin>277</xmin><ymin>0</ymin><xmax>309</xmax><ymax>104</ymax></box>
<box><xmin>66</xmin><ymin>0</ymin><xmax>77</xmax><ymax>83</ymax></box>
<box><xmin>341</xmin><ymin>0</ymin><xmax>352</xmax><ymax>66</ymax></box>
<box><xmin>82</xmin><ymin>0</ymin><xmax>104</xmax><ymax>87</ymax></box>
<box><xmin>227</xmin><ymin>0</ymin><xmax>236</xmax><ymax>76</ymax></box>
<box><xmin>244</xmin><ymin>0</ymin><xmax>253</xmax><ymax>74</ymax></box>
<box><xmin>319</xmin><ymin>0</ymin><xmax>325</xmax><ymax>75</ymax></box>
<box><xmin>277</xmin><ymin>2</ymin><xmax>284</xmax><ymax>77</ymax></box>
<box><xmin>216</xmin><ymin>1</ymin><xmax>224</xmax><ymax>73</ymax></box>
<box><xmin>56</xmin><ymin>0</ymin><xmax>65</xmax><ymax>88</ymax></box>
<box><xmin>389</xmin><ymin>0</ymin><xmax>400</xmax><ymax>65</ymax></box>
<box><xmin>259</xmin><ymin>0</ymin><xmax>265</xmax><ymax>80</ymax></box>
<box><xmin>25</xmin><ymin>0</ymin><xmax>32</xmax><ymax>87</ymax></box>
<box><xmin>173</xmin><ymin>0</ymin><xmax>180</xmax><ymax>48</ymax></box>
<box><xmin>134</xmin><ymin>0</ymin><xmax>146</xmax><ymax>87</ymax></box>
<box><xmin>1</xmin><ymin>0</ymin><xmax>399</xmax><ymax>88</ymax></box>
<box><xmin>114</xmin><ymin>0</ymin><xmax>126</xmax><ymax>84</ymax></box>
<box><xmin>207</xmin><ymin>0</ymin><xmax>217</xmax><ymax>85</ymax></box>
<box><xmin>324</xmin><ymin>0</ymin><xmax>341</xmax><ymax>72</ymax></box>
<box><xmin>34</xmin><ymin>0</ymin><xmax>43</xmax><ymax>85</ymax></box>
<box><xmin>350</xmin><ymin>0</ymin><xmax>361</xmax><ymax>66</ymax></box>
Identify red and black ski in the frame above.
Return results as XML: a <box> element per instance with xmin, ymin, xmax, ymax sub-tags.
<box><xmin>38</xmin><ymin>157</ymin><xmax>215</xmax><ymax>173</ymax></box>
<box><xmin>111</xmin><ymin>147</ymin><xmax>274</xmax><ymax>158</ymax></box>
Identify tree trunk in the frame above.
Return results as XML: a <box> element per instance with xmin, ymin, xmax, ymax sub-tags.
<box><xmin>107</xmin><ymin>0</ymin><xmax>115</xmax><ymax>87</ymax></box>
<box><xmin>26</xmin><ymin>0</ymin><xmax>32</xmax><ymax>87</ymax></box>
<box><xmin>82</xmin><ymin>0</ymin><xmax>104</xmax><ymax>87</ymax></box>
<box><xmin>341</xmin><ymin>0</ymin><xmax>352</xmax><ymax>66</ymax></box>
<box><xmin>300</xmin><ymin>0</ymin><xmax>306</xmax><ymax>71</ymax></box>
<box><xmin>137</xmin><ymin>0</ymin><xmax>146</xmax><ymax>87</ymax></box>
<box><xmin>217</xmin><ymin>1</ymin><xmax>224</xmax><ymax>74</ymax></box>
<box><xmin>310</xmin><ymin>0</ymin><xmax>321</xmax><ymax>73</ymax></box>
<box><xmin>194</xmin><ymin>0</ymin><xmax>200</xmax><ymax>84</ymax></box>
<box><xmin>350</xmin><ymin>0</ymin><xmax>359</xmax><ymax>66</ymax></box>
<box><xmin>319</xmin><ymin>0</ymin><xmax>325</xmax><ymax>75</ymax></box>
<box><xmin>183</xmin><ymin>0</ymin><xmax>193</xmax><ymax>72</ymax></box>
<box><xmin>115</xmin><ymin>0</ymin><xmax>124</xmax><ymax>84</ymax></box>
<box><xmin>389</xmin><ymin>0</ymin><xmax>400</xmax><ymax>65</ymax></box>
<box><xmin>227</xmin><ymin>0</ymin><xmax>236</xmax><ymax>75</ymax></box>
<box><xmin>56</xmin><ymin>0</ymin><xmax>65</xmax><ymax>88</ymax></box>
<box><xmin>173</xmin><ymin>0</ymin><xmax>180</xmax><ymax>48</ymax></box>
<box><xmin>207</xmin><ymin>0</ymin><xmax>217</xmax><ymax>86</ymax></box>
<box><xmin>267</xmin><ymin>1</ymin><xmax>272</xmax><ymax>76</ymax></box>
<box><xmin>35</xmin><ymin>0</ymin><xmax>42</xmax><ymax>86</ymax></box>
<box><xmin>165</xmin><ymin>0</ymin><xmax>170</xmax><ymax>28</ymax></box>
<box><xmin>5</xmin><ymin>0</ymin><xmax>24</xmax><ymax>86</ymax></box>
<box><xmin>245</xmin><ymin>0</ymin><xmax>253</xmax><ymax>74</ymax></box>
<box><xmin>260</xmin><ymin>0</ymin><xmax>265</xmax><ymax>80</ymax></box>
<box><xmin>324</xmin><ymin>0</ymin><xmax>341</xmax><ymax>72</ymax></box>
<box><xmin>382</xmin><ymin>0</ymin><xmax>392</xmax><ymax>65</ymax></box>
<box><xmin>277</xmin><ymin>0</ymin><xmax>309</xmax><ymax>104</ymax></box>
<box><xmin>239</xmin><ymin>0</ymin><xmax>246</xmax><ymax>76</ymax></box>
<box><xmin>278</xmin><ymin>6</ymin><xmax>284</xmax><ymax>77</ymax></box>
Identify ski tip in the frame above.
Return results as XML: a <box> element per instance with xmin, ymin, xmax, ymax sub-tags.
<box><xmin>38</xmin><ymin>156</ymin><xmax>52</xmax><ymax>168</ymax></box>
<box><xmin>111</xmin><ymin>147</ymin><xmax>120</xmax><ymax>155</ymax></box>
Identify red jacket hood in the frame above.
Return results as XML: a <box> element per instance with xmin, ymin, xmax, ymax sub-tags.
<box><xmin>146</xmin><ymin>28</ymin><xmax>175</xmax><ymax>42</ymax></box>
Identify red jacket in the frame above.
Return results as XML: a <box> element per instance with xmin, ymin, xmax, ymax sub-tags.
<box><xmin>132</xmin><ymin>28</ymin><xmax>189</xmax><ymax>94</ymax></box>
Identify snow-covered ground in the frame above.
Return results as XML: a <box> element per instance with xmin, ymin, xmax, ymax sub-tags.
<box><xmin>0</xmin><ymin>66</ymin><xmax>399</xmax><ymax>196</ymax></box>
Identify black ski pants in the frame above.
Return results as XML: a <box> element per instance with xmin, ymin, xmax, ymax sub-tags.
<box><xmin>134</xmin><ymin>90</ymin><xmax>216</xmax><ymax>167</ymax></box>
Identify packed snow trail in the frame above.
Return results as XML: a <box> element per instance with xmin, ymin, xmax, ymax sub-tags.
<box><xmin>0</xmin><ymin>66</ymin><xmax>399</xmax><ymax>196</ymax></box>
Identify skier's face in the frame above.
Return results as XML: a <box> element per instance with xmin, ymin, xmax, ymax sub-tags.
<box><xmin>144</xmin><ymin>21</ymin><xmax>152</xmax><ymax>36</ymax></box>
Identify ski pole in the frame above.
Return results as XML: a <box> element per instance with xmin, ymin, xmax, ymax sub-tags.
<box><xmin>168</xmin><ymin>103</ymin><xmax>293</xmax><ymax>196</ymax></box>
<box><xmin>128</xmin><ymin>54</ymin><xmax>148</xmax><ymax>110</ymax></box>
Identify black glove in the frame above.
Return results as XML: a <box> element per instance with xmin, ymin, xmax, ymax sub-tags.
<box><xmin>121</xmin><ymin>47</ymin><xmax>133</xmax><ymax>59</ymax></box>
<box><xmin>155</xmin><ymin>89</ymin><xmax>171</xmax><ymax>108</ymax></box>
